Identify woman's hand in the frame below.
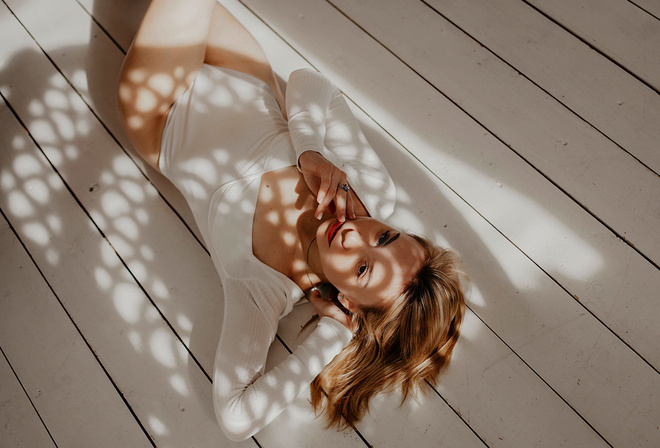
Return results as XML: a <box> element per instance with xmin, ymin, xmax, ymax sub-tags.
<box><xmin>298</xmin><ymin>150</ymin><xmax>355</xmax><ymax>222</ymax></box>
<box><xmin>308</xmin><ymin>288</ymin><xmax>355</xmax><ymax>333</ymax></box>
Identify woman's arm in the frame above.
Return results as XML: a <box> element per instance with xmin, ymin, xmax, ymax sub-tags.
<box><xmin>286</xmin><ymin>68</ymin><xmax>396</xmax><ymax>221</ymax></box>
<box><xmin>213</xmin><ymin>278</ymin><xmax>352</xmax><ymax>441</ymax></box>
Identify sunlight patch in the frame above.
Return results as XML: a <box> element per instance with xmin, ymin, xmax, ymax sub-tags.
<box><xmin>28</xmin><ymin>99</ymin><xmax>45</xmax><ymax>116</ymax></box>
<box><xmin>150</xmin><ymin>328</ymin><xmax>178</xmax><ymax>369</ymax></box>
<box><xmin>13</xmin><ymin>153</ymin><xmax>42</xmax><ymax>178</ymax></box>
<box><xmin>113</xmin><ymin>283</ymin><xmax>143</xmax><ymax>324</ymax></box>
<box><xmin>119</xmin><ymin>179</ymin><xmax>145</xmax><ymax>203</ymax></box>
<box><xmin>148</xmin><ymin>415</ymin><xmax>169</xmax><ymax>436</ymax></box>
<box><xmin>169</xmin><ymin>374</ymin><xmax>190</xmax><ymax>397</ymax></box>
<box><xmin>1</xmin><ymin>170</ymin><xmax>16</xmax><ymax>190</ymax></box>
<box><xmin>114</xmin><ymin>216</ymin><xmax>139</xmax><ymax>240</ymax></box>
<box><xmin>43</xmin><ymin>89</ymin><xmax>68</xmax><ymax>110</ymax></box>
<box><xmin>94</xmin><ymin>267</ymin><xmax>112</xmax><ymax>291</ymax></box>
<box><xmin>51</xmin><ymin>110</ymin><xmax>75</xmax><ymax>141</ymax></box>
<box><xmin>25</xmin><ymin>179</ymin><xmax>50</xmax><ymax>204</ymax></box>
<box><xmin>127</xmin><ymin>330</ymin><xmax>143</xmax><ymax>352</ymax></box>
<box><xmin>176</xmin><ymin>314</ymin><xmax>193</xmax><ymax>333</ymax></box>
<box><xmin>151</xmin><ymin>278</ymin><xmax>169</xmax><ymax>300</ymax></box>
<box><xmin>7</xmin><ymin>190</ymin><xmax>34</xmax><ymax>218</ymax></box>
<box><xmin>22</xmin><ymin>222</ymin><xmax>50</xmax><ymax>246</ymax></box>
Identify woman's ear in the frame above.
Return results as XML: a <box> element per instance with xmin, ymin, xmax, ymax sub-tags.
<box><xmin>338</xmin><ymin>293</ymin><xmax>358</xmax><ymax>314</ymax></box>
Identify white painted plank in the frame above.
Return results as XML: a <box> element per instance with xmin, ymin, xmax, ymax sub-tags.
<box><xmin>243</xmin><ymin>0</ymin><xmax>660</xmax><ymax>371</ymax></box>
<box><xmin>0</xmin><ymin>110</ymin><xmax>253</xmax><ymax>448</ymax></box>
<box><xmin>3</xmin><ymin>0</ymin><xmax>656</xmax><ymax>444</ymax></box>
<box><xmin>332</xmin><ymin>0</ymin><xmax>660</xmax><ymax>368</ymax></box>
<box><xmin>526</xmin><ymin>0</ymin><xmax>660</xmax><ymax>91</ymax></box>
<box><xmin>6</xmin><ymin>1</ymin><xmax>588</xmax><ymax>447</ymax></box>
<box><xmin>6</xmin><ymin>0</ymin><xmax>201</xmax><ymax>242</ymax></box>
<box><xmin>0</xmin><ymin>216</ymin><xmax>153</xmax><ymax>448</ymax></box>
<box><xmin>242</xmin><ymin>0</ymin><xmax>660</xmax><ymax>446</ymax></box>
<box><xmin>0</xmin><ymin>349</ymin><xmax>55</xmax><ymax>448</ymax></box>
<box><xmin>220</xmin><ymin>2</ymin><xmax>613</xmax><ymax>446</ymax></box>
<box><xmin>424</xmin><ymin>0</ymin><xmax>660</xmax><ymax>177</ymax></box>
<box><xmin>0</xmin><ymin>23</ymin><xmax>255</xmax><ymax>448</ymax></box>
<box><xmin>58</xmin><ymin>0</ymin><xmax>486</xmax><ymax>445</ymax></box>
<box><xmin>75</xmin><ymin>0</ymin><xmax>147</xmax><ymax>53</ymax></box>
<box><xmin>64</xmin><ymin>0</ymin><xmax>483</xmax><ymax>444</ymax></box>
<box><xmin>0</xmin><ymin>2</ymin><xmax>366</xmax><ymax>446</ymax></box>
<box><xmin>632</xmin><ymin>0</ymin><xmax>660</xmax><ymax>19</ymax></box>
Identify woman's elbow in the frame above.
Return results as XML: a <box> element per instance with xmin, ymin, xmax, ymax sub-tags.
<box><xmin>214</xmin><ymin>393</ymin><xmax>259</xmax><ymax>442</ymax></box>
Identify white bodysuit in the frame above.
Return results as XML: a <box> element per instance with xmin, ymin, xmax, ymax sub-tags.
<box><xmin>159</xmin><ymin>65</ymin><xmax>396</xmax><ymax>440</ymax></box>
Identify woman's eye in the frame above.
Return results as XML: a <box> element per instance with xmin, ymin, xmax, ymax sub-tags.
<box><xmin>357</xmin><ymin>262</ymin><xmax>368</xmax><ymax>278</ymax></box>
<box><xmin>378</xmin><ymin>231</ymin><xmax>390</xmax><ymax>246</ymax></box>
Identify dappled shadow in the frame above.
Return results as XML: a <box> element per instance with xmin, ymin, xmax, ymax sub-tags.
<box><xmin>1</xmin><ymin>0</ymin><xmax>659</xmax><ymax>447</ymax></box>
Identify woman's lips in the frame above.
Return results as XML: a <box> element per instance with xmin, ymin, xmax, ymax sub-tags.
<box><xmin>328</xmin><ymin>221</ymin><xmax>344</xmax><ymax>246</ymax></box>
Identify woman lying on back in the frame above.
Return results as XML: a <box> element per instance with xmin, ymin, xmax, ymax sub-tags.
<box><xmin>118</xmin><ymin>0</ymin><xmax>466</xmax><ymax>441</ymax></box>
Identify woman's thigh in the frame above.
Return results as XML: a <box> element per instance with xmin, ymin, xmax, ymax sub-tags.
<box><xmin>118</xmin><ymin>0</ymin><xmax>217</xmax><ymax>169</ymax></box>
<box><xmin>204</xmin><ymin>4</ymin><xmax>285</xmax><ymax>114</ymax></box>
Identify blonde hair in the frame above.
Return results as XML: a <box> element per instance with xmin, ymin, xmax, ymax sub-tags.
<box><xmin>310</xmin><ymin>235</ymin><xmax>467</xmax><ymax>428</ymax></box>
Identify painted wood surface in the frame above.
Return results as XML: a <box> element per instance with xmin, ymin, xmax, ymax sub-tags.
<box><xmin>0</xmin><ymin>1</ymin><xmax>367</xmax><ymax>446</ymax></box>
<box><xmin>632</xmin><ymin>0</ymin><xmax>660</xmax><ymax>19</ymax></box>
<box><xmin>330</xmin><ymin>0</ymin><xmax>660</xmax><ymax>371</ymax></box>
<box><xmin>426</xmin><ymin>0</ymin><xmax>660</xmax><ymax>177</ymax></box>
<box><xmin>1</xmin><ymin>0</ymin><xmax>658</xmax><ymax>446</ymax></box>
<box><xmin>525</xmin><ymin>0</ymin><xmax>660</xmax><ymax>91</ymax></box>
<box><xmin>0</xmin><ymin>347</ymin><xmax>56</xmax><ymax>448</ymax></box>
<box><xmin>0</xmin><ymin>215</ymin><xmax>153</xmax><ymax>448</ymax></box>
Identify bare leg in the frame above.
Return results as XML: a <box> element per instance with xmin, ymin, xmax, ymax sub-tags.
<box><xmin>118</xmin><ymin>0</ymin><xmax>217</xmax><ymax>169</ymax></box>
<box><xmin>203</xmin><ymin>3</ymin><xmax>285</xmax><ymax>112</ymax></box>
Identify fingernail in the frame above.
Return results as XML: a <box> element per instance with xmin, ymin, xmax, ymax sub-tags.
<box><xmin>317</xmin><ymin>212</ymin><xmax>323</xmax><ymax>220</ymax></box>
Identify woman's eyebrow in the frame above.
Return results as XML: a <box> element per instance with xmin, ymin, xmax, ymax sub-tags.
<box><xmin>383</xmin><ymin>232</ymin><xmax>400</xmax><ymax>246</ymax></box>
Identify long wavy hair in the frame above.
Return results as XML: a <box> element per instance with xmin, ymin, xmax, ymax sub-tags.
<box><xmin>310</xmin><ymin>235</ymin><xmax>467</xmax><ymax>428</ymax></box>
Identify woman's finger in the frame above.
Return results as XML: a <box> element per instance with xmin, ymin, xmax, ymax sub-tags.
<box><xmin>315</xmin><ymin>169</ymin><xmax>342</xmax><ymax>219</ymax></box>
<box><xmin>314</xmin><ymin>171</ymin><xmax>334</xmax><ymax>218</ymax></box>
<box><xmin>334</xmin><ymin>182</ymin><xmax>348</xmax><ymax>222</ymax></box>
<box><xmin>347</xmin><ymin>188</ymin><xmax>356</xmax><ymax>220</ymax></box>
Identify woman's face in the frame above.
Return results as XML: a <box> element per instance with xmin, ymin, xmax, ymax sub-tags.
<box><xmin>317</xmin><ymin>217</ymin><xmax>426</xmax><ymax>310</ymax></box>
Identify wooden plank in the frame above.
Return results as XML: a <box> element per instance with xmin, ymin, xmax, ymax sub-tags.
<box><xmin>15</xmin><ymin>0</ymin><xmax>604</xmax><ymax>444</ymax></box>
<box><xmin>332</xmin><ymin>0</ymin><xmax>660</xmax><ymax>264</ymax></box>
<box><xmin>0</xmin><ymin>13</ymin><xmax>257</xmax><ymax>447</ymax></box>
<box><xmin>632</xmin><ymin>0</ymin><xmax>660</xmax><ymax>19</ymax></box>
<box><xmin>59</xmin><ymin>0</ymin><xmax>488</xmax><ymax>445</ymax></box>
<box><xmin>330</xmin><ymin>0</ymin><xmax>660</xmax><ymax>367</ymax></box>
<box><xmin>0</xmin><ymin>349</ymin><xmax>55</xmax><ymax>448</ymax></box>
<box><xmin>9</xmin><ymin>0</ymin><xmax>201</xmax><ymax>241</ymax></box>
<box><xmin>75</xmin><ymin>0</ymin><xmax>147</xmax><ymax>53</ymax></box>
<box><xmin>244</xmin><ymin>0</ymin><xmax>660</xmax><ymax>372</ymax></box>
<box><xmin>525</xmin><ymin>0</ymin><xmax>660</xmax><ymax>91</ymax></box>
<box><xmin>0</xmin><ymin>105</ymin><xmax>253</xmax><ymax>448</ymax></box>
<box><xmin>216</xmin><ymin>4</ymin><xmax>487</xmax><ymax>447</ymax></box>
<box><xmin>222</xmin><ymin>2</ymin><xmax>612</xmax><ymax>446</ymax></box>
<box><xmin>241</xmin><ymin>0</ymin><xmax>660</xmax><ymax>446</ymax></box>
<box><xmin>3</xmin><ymin>0</ymin><xmax>656</xmax><ymax>448</ymax></box>
<box><xmin>0</xmin><ymin>216</ymin><xmax>153</xmax><ymax>448</ymax></box>
<box><xmin>424</xmin><ymin>0</ymin><xmax>660</xmax><ymax>177</ymax></box>
<box><xmin>66</xmin><ymin>0</ymin><xmax>485</xmax><ymax>444</ymax></box>
<box><xmin>0</xmin><ymin>2</ymin><xmax>366</xmax><ymax>446</ymax></box>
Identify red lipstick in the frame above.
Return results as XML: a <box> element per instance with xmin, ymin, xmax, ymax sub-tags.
<box><xmin>327</xmin><ymin>221</ymin><xmax>344</xmax><ymax>246</ymax></box>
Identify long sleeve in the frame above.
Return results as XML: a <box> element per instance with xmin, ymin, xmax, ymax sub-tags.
<box><xmin>213</xmin><ymin>277</ymin><xmax>352</xmax><ymax>441</ymax></box>
<box><xmin>286</xmin><ymin>68</ymin><xmax>396</xmax><ymax>221</ymax></box>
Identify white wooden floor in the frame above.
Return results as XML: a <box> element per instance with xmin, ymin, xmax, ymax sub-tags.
<box><xmin>1</xmin><ymin>0</ymin><xmax>659</xmax><ymax>446</ymax></box>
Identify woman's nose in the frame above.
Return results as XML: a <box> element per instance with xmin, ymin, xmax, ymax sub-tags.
<box><xmin>341</xmin><ymin>229</ymin><xmax>363</xmax><ymax>249</ymax></box>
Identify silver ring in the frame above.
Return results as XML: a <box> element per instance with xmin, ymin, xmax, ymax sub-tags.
<box><xmin>338</xmin><ymin>183</ymin><xmax>350</xmax><ymax>192</ymax></box>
